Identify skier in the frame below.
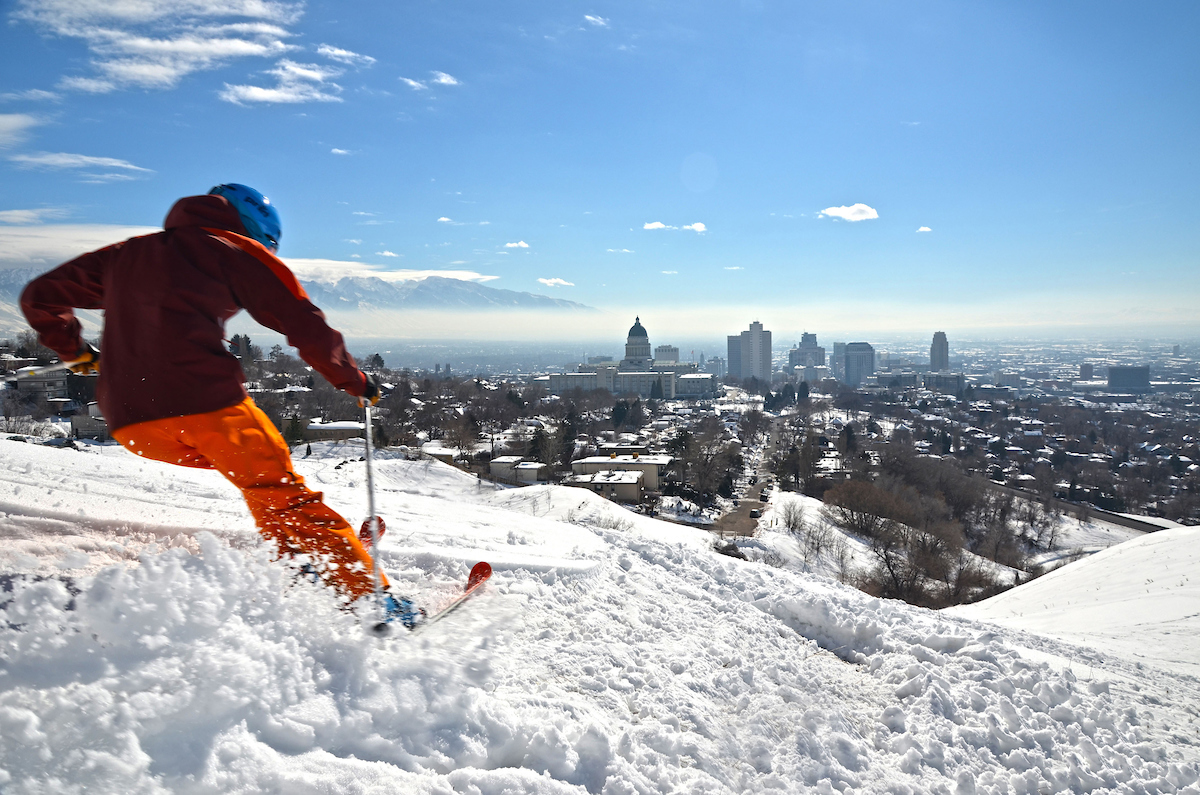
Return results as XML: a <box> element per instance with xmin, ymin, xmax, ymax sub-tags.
<box><xmin>20</xmin><ymin>183</ymin><xmax>420</xmax><ymax>627</ymax></box>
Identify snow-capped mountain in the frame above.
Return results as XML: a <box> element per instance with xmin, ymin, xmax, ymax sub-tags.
<box><xmin>0</xmin><ymin>268</ymin><xmax>593</xmax><ymax>336</ymax></box>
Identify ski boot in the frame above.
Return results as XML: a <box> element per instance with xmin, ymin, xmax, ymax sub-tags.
<box><xmin>372</xmin><ymin>592</ymin><xmax>426</xmax><ymax>635</ymax></box>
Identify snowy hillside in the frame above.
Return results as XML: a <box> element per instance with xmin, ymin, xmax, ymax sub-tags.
<box><xmin>2</xmin><ymin>436</ymin><xmax>1199</xmax><ymax>793</ymax></box>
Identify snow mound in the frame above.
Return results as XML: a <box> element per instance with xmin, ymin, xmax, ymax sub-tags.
<box><xmin>2</xmin><ymin>438</ymin><xmax>1199</xmax><ymax>793</ymax></box>
<box><xmin>947</xmin><ymin>525</ymin><xmax>1200</xmax><ymax>677</ymax></box>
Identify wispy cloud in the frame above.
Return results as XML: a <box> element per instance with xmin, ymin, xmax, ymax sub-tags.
<box><xmin>344</xmin><ymin>238</ymin><xmax>362</xmax><ymax>244</ymax></box>
<box><xmin>505</xmin><ymin>241</ymin><xmax>530</xmax><ymax>248</ymax></box>
<box><xmin>220</xmin><ymin>60</ymin><xmax>343</xmax><ymax>104</ymax></box>
<box><xmin>0</xmin><ymin>208</ymin><xmax>67</xmax><ymax>224</ymax></box>
<box><xmin>430</xmin><ymin>71</ymin><xmax>460</xmax><ymax>86</ymax></box>
<box><xmin>644</xmin><ymin>221</ymin><xmax>670</xmax><ymax>230</ymax></box>
<box><xmin>606</xmin><ymin>248</ymin><xmax>634</xmax><ymax>253</ymax></box>
<box><xmin>682</xmin><ymin>222</ymin><xmax>706</xmax><ymax>233</ymax></box>
<box><xmin>331</xmin><ymin>148</ymin><xmax>350</xmax><ymax>155</ymax></box>
<box><xmin>14</xmin><ymin>0</ymin><xmax>303</xmax><ymax>94</ymax></box>
<box><xmin>917</xmin><ymin>226</ymin><xmax>932</xmax><ymax>233</ymax></box>
<box><xmin>724</xmin><ymin>266</ymin><xmax>744</xmax><ymax>271</ymax></box>
<box><xmin>661</xmin><ymin>270</ymin><xmax>678</xmax><ymax>275</ymax></box>
<box><xmin>538</xmin><ymin>277</ymin><xmax>574</xmax><ymax>287</ymax></box>
<box><xmin>352</xmin><ymin>211</ymin><xmax>376</xmax><ymax>216</ymax></box>
<box><xmin>819</xmin><ymin>203</ymin><xmax>879</xmax><ymax>222</ymax></box>
<box><xmin>0</xmin><ymin>114</ymin><xmax>39</xmax><ymax>148</ymax></box>
<box><xmin>584</xmin><ymin>15</ymin><xmax>610</xmax><ymax>27</ymax></box>
<box><xmin>399</xmin><ymin>77</ymin><xmax>428</xmax><ymax>91</ymax></box>
<box><xmin>438</xmin><ymin>216</ymin><xmax>453</xmax><ymax>223</ymax></box>
<box><xmin>9</xmin><ymin>151</ymin><xmax>152</xmax><ymax>173</ymax></box>
<box><xmin>376</xmin><ymin>250</ymin><xmax>399</xmax><ymax>257</ymax></box>
<box><xmin>0</xmin><ymin>89</ymin><xmax>60</xmax><ymax>102</ymax></box>
<box><xmin>316</xmin><ymin>44</ymin><xmax>375</xmax><ymax>67</ymax></box>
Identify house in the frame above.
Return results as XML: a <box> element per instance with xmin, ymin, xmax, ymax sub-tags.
<box><xmin>567</xmin><ymin>469</ymin><xmax>644</xmax><ymax>502</ymax></box>
<box><xmin>571</xmin><ymin>454</ymin><xmax>672</xmax><ymax>490</ymax></box>
<box><xmin>305</xmin><ymin>419</ymin><xmax>364</xmax><ymax>442</ymax></box>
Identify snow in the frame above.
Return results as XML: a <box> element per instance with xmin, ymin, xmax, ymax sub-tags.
<box><xmin>2</xmin><ymin>436</ymin><xmax>1199</xmax><ymax>793</ymax></box>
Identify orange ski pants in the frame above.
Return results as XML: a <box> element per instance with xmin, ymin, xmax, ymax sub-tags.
<box><xmin>112</xmin><ymin>397</ymin><xmax>386</xmax><ymax>601</ymax></box>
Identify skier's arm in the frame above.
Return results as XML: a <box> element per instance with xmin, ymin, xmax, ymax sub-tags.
<box><xmin>19</xmin><ymin>245</ymin><xmax>113</xmax><ymax>360</ymax></box>
<box><xmin>211</xmin><ymin>232</ymin><xmax>368</xmax><ymax>395</ymax></box>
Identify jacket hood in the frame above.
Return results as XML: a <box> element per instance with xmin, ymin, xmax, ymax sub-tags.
<box><xmin>164</xmin><ymin>195</ymin><xmax>248</xmax><ymax>236</ymax></box>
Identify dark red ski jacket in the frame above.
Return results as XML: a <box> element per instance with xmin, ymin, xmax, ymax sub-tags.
<box><xmin>20</xmin><ymin>194</ymin><xmax>367</xmax><ymax>432</ymax></box>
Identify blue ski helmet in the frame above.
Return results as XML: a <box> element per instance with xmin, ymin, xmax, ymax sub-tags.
<box><xmin>208</xmin><ymin>183</ymin><xmax>281</xmax><ymax>251</ymax></box>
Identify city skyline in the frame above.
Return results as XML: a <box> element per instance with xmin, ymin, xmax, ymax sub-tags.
<box><xmin>0</xmin><ymin>2</ymin><xmax>1197</xmax><ymax>337</ymax></box>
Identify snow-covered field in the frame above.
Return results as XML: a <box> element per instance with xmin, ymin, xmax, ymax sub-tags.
<box><xmin>2</xmin><ymin>436</ymin><xmax>1199</xmax><ymax>793</ymax></box>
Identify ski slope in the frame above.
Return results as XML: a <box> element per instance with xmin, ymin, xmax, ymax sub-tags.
<box><xmin>1</xmin><ymin>436</ymin><xmax>1198</xmax><ymax>794</ymax></box>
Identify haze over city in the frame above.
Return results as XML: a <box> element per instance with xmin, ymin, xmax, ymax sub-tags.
<box><xmin>2</xmin><ymin>1</ymin><xmax>1197</xmax><ymax>339</ymax></box>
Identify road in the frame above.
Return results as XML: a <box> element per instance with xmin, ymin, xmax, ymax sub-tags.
<box><xmin>710</xmin><ymin>417</ymin><xmax>784</xmax><ymax>539</ymax></box>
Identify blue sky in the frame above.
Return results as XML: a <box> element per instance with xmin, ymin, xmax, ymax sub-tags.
<box><xmin>1</xmin><ymin>1</ymin><xmax>1197</xmax><ymax>341</ymax></box>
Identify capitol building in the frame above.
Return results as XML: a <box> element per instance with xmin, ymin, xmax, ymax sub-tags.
<box><xmin>539</xmin><ymin>317</ymin><xmax>718</xmax><ymax>400</ymax></box>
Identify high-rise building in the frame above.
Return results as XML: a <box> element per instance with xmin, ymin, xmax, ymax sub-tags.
<box><xmin>1079</xmin><ymin>363</ymin><xmax>1094</xmax><ymax>380</ymax></box>
<box><xmin>727</xmin><ymin>321</ymin><xmax>772</xmax><ymax>380</ymax></box>
<box><xmin>930</xmin><ymin>331</ymin><xmax>949</xmax><ymax>372</ymax></box>
<box><xmin>844</xmin><ymin>342</ymin><xmax>875</xmax><ymax>386</ymax></box>
<box><xmin>832</xmin><ymin>342</ymin><xmax>847</xmax><ymax>380</ymax></box>
<box><xmin>707</xmin><ymin>356</ymin><xmax>727</xmax><ymax>379</ymax></box>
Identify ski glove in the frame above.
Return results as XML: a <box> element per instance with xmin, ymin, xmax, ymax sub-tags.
<box><xmin>358</xmin><ymin>372</ymin><xmax>381</xmax><ymax>407</ymax></box>
<box><xmin>64</xmin><ymin>343</ymin><xmax>100</xmax><ymax>375</ymax></box>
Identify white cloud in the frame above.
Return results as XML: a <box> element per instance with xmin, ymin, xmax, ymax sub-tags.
<box><xmin>0</xmin><ymin>208</ymin><xmax>67</xmax><ymax>224</ymax></box>
<box><xmin>643</xmin><ymin>221</ymin><xmax>671</xmax><ymax>230</ymax></box>
<box><xmin>9</xmin><ymin>151</ymin><xmax>152</xmax><ymax>172</ymax></box>
<box><xmin>399</xmin><ymin>77</ymin><xmax>427</xmax><ymax>90</ymax></box>
<box><xmin>221</xmin><ymin>59</ymin><xmax>343</xmax><ymax>104</ymax></box>
<box><xmin>430</xmin><ymin>71</ymin><xmax>460</xmax><ymax>86</ymax></box>
<box><xmin>0</xmin><ymin>89</ymin><xmax>60</xmax><ymax>102</ymax></box>
<box><xmin>683</xmin><ymin>222</ymin><xmax>706</xmax><ymax>233</ymax></box>
<box><xmin>14</xmin><ymin>1</ymin><xmax>303</xmax><ymax>93</ymax></box>
<box><xmin>584</xmin><ymin>15</ymin><xmax>610</xmax><ymax>27</ymax></box>
<box><xmin>376</xmin><ymin>250</ymin><xmax>399</xmax><ymax>257</ymax></box>
<box><xmin>661</xmin><ymin>270</ymin><xmax>677</xmax><ymax>275</ymax></box>
<box><xmin>606</xmin><ymin>248</ymin><xmax>634</xmax><ymax>253</ymax></box>
<box><xmin>316</xmin><ymin>44</ymin><xmax>375</xmax><ymax>67</ymax></box>
<box><xmin>437</xmin><ymin>216</ymin><xmax>453</xmax><ymax>223</ymax></box>
<box><xmin>284</xmin><ymin>258</ymin><xmax>499</xmax><ymax>284</ymax></box>
<box><xmin>724</xmin><ymin>266</ymin><xmax>744</xmax><ymax>270</ymax></box>
<box><xmin>0</xmin><ymin>223</ymin><xmax>159</xmax><ymax>269</ymax></box>
<box><xmin>819</xmin><ymin>203</ymin><xmax>879</xmax><ymax>222</ymax></box>
<box><xmin>0</xmin><ymin>114</ymin><xmax>39</xmax><ymax>148</ymax></box>
<box><xmin>538</xmin><ymin>277</ymin><xmax>574</xmax><ymax>287</ymax></box>
<box><xmin>344</xmin><ymin>238</ymin><xmax>362</xmax><ymax>244</ymax></box>
<box><xmin>330</xmin><ymin>148</ymin><xmax>350</xmax><ymax>155</ymax></box>
<box><xmin>917</xmin><ymin>226</ymin><xmax>932</xmax><ymax>233</ymax></box>
<box><xmin>349</xmin><ymin>253</ymin><xmax>361</xmax><ymax>258</ymax></box>
<box><xmin>505</xmin><ymin>241</ymin><xmax>530</xmax><ymax>248</ymax></box>
<box><xmin>352</xmin><ymin>211</ymin><xmax>376</xmax><ymax>216</ymax></box>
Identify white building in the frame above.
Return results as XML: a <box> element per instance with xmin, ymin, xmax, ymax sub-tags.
<box><xmin>572</xmin><ymin>454</ymin><xmax>672</xmax><ymax>490</ymax></box>
<box><xmin>727</xmin><ymin>321</ymin><xmax>772</xmax><ymax>380</ymax></box>
<box><xmin>567</xmin><ymin>469</ymin><xmax>644</xmax><ymax>502</ymax></box>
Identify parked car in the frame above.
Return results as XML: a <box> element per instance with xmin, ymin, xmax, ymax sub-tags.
<box><xmin>749</xmin><ymin>509</ymin><xmax>762</xmax><ymax>519</ymax></box>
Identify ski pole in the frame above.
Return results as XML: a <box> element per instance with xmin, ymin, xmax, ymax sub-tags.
<box><xmin>363</xmin><ymin>403</ymin><xmax>385</xmax><ymax>622</ymax></box>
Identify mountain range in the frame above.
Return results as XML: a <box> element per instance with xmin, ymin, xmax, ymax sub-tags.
<box><xmin>0</xmin><ymin>268</ymin><xmax>593</xmax><ymax>335</ymax></box>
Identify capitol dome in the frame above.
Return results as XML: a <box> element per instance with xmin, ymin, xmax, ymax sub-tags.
<box><xmin>628</xmin><ymin>317</ymin><xmax>648</xmax><ymax>338</ymax></box>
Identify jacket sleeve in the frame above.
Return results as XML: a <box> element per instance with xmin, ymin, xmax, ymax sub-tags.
<box><xmin>20</xmin><ymin>245</ymin><xmax>114</xmax><ymax>360</ymax></box>
<box><xmin>214</xmin><ymin>234</ymin><xmax>367</xmax><ymax>396</ymax></box>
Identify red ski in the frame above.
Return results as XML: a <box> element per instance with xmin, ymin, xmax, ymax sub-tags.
<box><xmin>411</xmin><ymin>561</ymin><xmax>492</xmax><ymax>633</ymax></box>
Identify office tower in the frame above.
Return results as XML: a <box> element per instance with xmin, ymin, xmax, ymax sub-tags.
<box><xmin>727</xmin><ymin>321</ymin><xmax>772</xmax><ymax>380</ymax></box>
<box><xmin>832</xmin><ymin>342</ymin><xmax>847</xmax><ymax>380</ymax></box>
<box><xmin>930</xmin><ymin>331</ymin><xmax>949</xmax><ymax>371</ymax></box>
<box><xmin>789</xmin><ymin>333</ymin><xmax>826</xmax><ymax>368</ymax></box>
<box><xmin>1107</xmin><ymin>365</ymin><xmax>1150</xmax><ymax>393</ymax></box>
<box><xmin>844</xmin><ymin>342</ymin><xmax>875</xmax><ymax>386</ymax></box>
<box><xmin>654</xmin><ymin>345</ymin><xmax>679</xmax><ymax>363</ymax></box>
<box><xmin>1079</xmin><ymin>363</ymin><xmax>1093</xmax><ymax>380</ymax></box>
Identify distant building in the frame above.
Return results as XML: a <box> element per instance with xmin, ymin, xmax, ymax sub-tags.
<box><xmin>995</xmin><ymin>371</ymin><xmax>1023</xmax><ymax>388</ymax></box>
<box><xmin>832</xmin><ymin>342</ymin><xmax>847</xmax><ymax>380</ymax></box>
<box><xmin>788</xmin><ymin>333</ymin><xmax>826</xmax><ymax>369</ymax></box>
<box><xmin>930</xmin><ymin>332</ymin><xmax>950</xmax><ymax>372</ymax></box>
<box><xmin>727</xmin><ymin>321</ymin><xmax>772</xmax><ymax>380</ymax></box>
<box><xmin>1108</xmin><ymin>365</ymin><xmax>1151</xmax><ymax>393</ymax></box>
<box><xmin>843</xmin><ymin>342</ymin><xmax>875</xmax><ymax>387</ymax></box>
<box><xmin>654</xmin><ymin>345</ymin><xmax>679</xmax><ymax>363</ymax></box>
<box><xmin>620</xmin><ymin>317</ymin><xmax>653</xmax><ymax>370</ymax></box>
<box><xmin>705</xmin><ymin>356</ymin><xmax>727</xmax><ymax>379</ymax></box>
<box><xmin>587</xmin><ymin>355</ymin><xmax>615</xmax><ymax>365</ymax></box>
<box><xmin>567</xmin><ymin>469</ymin><xmax>644</xmax><ymax>503</ymax></box>
<box><xmin>924</xmin><ymin>371</ymin><xmax>965</xmax><ymax>395</ymax></box>
<box><xmin>1079</xmin><ymin>363</ymin><xmax>1094</xmax><ymax>380</ymax></box>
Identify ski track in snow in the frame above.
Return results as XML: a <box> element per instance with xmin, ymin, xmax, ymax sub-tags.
<box><xmin>1</xmin><ymin>438</ymin><xmax>1198</xmax><ymax>794</ymax></box>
